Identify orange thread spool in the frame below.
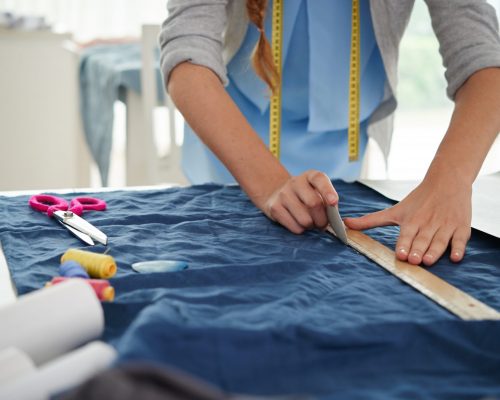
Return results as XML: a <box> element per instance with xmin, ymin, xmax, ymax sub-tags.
<box><xmin>47</xmin><ymin>277</ymin><xmax>115</xmax><ymax>302</ymax></box>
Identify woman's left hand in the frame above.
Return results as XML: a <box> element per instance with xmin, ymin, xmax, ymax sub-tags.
<box><xmin>343</xmin><ymin>178</ymin><xmax>472</xmax><ymax>266</ymax></box>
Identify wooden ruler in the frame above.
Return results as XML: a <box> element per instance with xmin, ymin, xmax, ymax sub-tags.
<box><xmin>327</xmin><ymin>226</ymin><xmax>500</xmax><ymax>320</ymax></box>
<box><xmin>269</xmin><ymin>0</ymin><xmax>361</xmax><ymax>161</ymax></box>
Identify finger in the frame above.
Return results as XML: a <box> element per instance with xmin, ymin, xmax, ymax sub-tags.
<box><xmin>395</xmin><ymin>223</ymin><xmax>419</xmax><ymax>261</ymax></box>
<box><xmin>408</xmin><ymin>227</ymin><xmax>437</xmax><ymax>265</ymax></box>
<box><xmin>344</xmin><ymin>207</ymin><xmax>398</xmax><ymax>231</ymax></box>
<box><xmin>279</xmin><ymin>191</ymin><xmax>315</xmax><ymax>230</ymax></box>
<box><xmin>306</xmin><ymin>170</ymin><xmax>338</xmax><ymax>206</ymax></box>
<box><xmin>450</xmin><ymin>227</ymin><xmax>471</xmax><ymax>263</ymax></box>
<box><xmin>422</xmin><ymin>227</ymin><xmax>454</xmax><ymax>266</ymax></box>
<box><xmin>293</xmin><ymin>186</ymin><xmax>328</xmax><ymax>229</ymax></box>
<box><xmin>268</xmin><ymin>202</ymin><xmax>305</xmax><ymax>234</ymax></box>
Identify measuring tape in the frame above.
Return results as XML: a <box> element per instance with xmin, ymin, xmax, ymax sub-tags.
<box><xmin>327</xmin><ymin>227</ymin><xmax>500</xmax><ymax>320</ymax></box>
<box><xmin>269</xmin><ymin>0</ymin><xmax>283</xmax><ymax>159</ymax></box>
<box><xmin>269</xmin><ymin>0</ymin><xmax>361</xmax><ymax>161</ymax></box>
<box><xmin>348</xmin><ymin>0</ymin><xmax>360</xmax><ymax>161</ymax></box>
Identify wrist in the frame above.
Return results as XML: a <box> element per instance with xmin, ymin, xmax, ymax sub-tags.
<box><xmin>423</xmin><ymin>155</ymin><xmax>474</xmax><ymax>192</ymax></box>
<box><xmin>246</xmin><ymin>167</ymin><xmax>291</xmax><ymax>211</ymax></box>
<box><xmin>425</xmin><ymin>134</ymin><xmax>482</xmax><ymax>188</ymax></box>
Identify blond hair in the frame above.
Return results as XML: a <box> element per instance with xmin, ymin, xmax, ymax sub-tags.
<box><xmin>246</xmin><ymin>0</ymin><xmax>280</xmax><ymax>94</ymax></box>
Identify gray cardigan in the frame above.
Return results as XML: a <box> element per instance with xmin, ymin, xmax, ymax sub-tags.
<box><xmin>159</xmin><ymin>0</ymin><xmax>500</xmax><ymax>160</ymax></box>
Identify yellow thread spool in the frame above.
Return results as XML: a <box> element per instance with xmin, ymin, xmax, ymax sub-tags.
<box><xmin>61</xmin><ymin>249</ymin><xmax>117</xmax><ymax>279</ymax></box>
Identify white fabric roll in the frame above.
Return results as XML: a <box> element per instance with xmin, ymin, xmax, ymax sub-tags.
<box><xmin>0</xmin><ymin>279</ymin><xmax>104</xmax><ymax>365</ymax></box>
<box><xmin>0</xmin><ymin>341</ymin><xmax>116</xmax><ymax>400</ymax></box>
<box><xmin>0</xmin><ymin>347</ymin><xmax>36</xmax><ymax>384</ymax></box>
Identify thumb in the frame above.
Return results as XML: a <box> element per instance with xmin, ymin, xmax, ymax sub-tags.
<box><xmin>344</xmin><ymin>208</ymin><xmax>397</xmax><ymax>231</ymax></box>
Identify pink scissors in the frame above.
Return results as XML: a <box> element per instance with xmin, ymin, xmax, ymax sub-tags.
<box><xmin>29</xmin><ymin>194</ymin><xmax>108</xmax><ymax>246</ymax></box>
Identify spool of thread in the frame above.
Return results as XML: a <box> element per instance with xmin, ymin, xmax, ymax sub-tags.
<box><xmin>59</xmin><ymin>261</ymin><xmax>89</xmax><ymax>279</ymax></box>
<box><xmin>61</xmin><ymin>249</ymin><xmax>117</xmax><ymax>279</ymax></box>
<box><xmin>47</xmin><ymin>277</ymin><xmax>115</xmax><ymax>302</ymax></box>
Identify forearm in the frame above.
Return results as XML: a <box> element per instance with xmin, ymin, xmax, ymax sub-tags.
<box><xmin>426</xmin><ymin>68</ymin><xmax>500</xmax><ymax>185</ymax></box>
<box><xmin>168</xmin><ymin>62</ymin><xmax>290</xmax><ymax>208</ymax></box>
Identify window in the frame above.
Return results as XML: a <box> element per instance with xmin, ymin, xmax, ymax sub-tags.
<box><xmin>386</xmin><ymin>0</ymin><xmax>500</xmax><ymax>180</ymax></box>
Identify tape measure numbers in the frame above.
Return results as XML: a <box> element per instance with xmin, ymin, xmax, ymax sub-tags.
<box><xmin>348</xmin><ymin>0</ymin><xmax>360</xmax><ymax>161</ymax></box>
<box><xmin>269</xmin><ymin>0</ymin><xmax>283</xmax><ymax>159</ymax></box>
<box><xmin>269</xmin><ymin>0</ymin><xmax>361</xmax><ymax>161</ymax></box>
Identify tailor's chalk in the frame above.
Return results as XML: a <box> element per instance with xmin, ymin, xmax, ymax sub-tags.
<box><xmin>59</xmin><ymin>260</ymin><xmax>89</xmax><ymax>278</ymax></box>
<box><xmin>131</xmin><ymin>260</ymin><xmax>188</xmax><ymax>273</ymax></box>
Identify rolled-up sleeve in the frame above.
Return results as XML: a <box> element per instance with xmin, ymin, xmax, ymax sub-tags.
<box><xmin>159</xmin><ymin>0</ymin><xmax>229</xmax><ymax>89</ymax></box>
<box><xmin>425</xmin><ymin>0</ymin><xmax>500</xmax><ymax>99</ymax></box>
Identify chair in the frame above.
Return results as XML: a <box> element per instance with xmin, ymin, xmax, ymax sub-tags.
<box><xmin>125</xmin><ymin>24</ymin><xmax>187</xmax><ymax>186</ymax></box>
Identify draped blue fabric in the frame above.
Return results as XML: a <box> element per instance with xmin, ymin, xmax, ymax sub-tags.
<box><xmin>183</xmin><ymin>0</ymin><xmax>386</xmax><ymax>183</ymax></box>
<box><xmin>1</xmin><ymin>181</ymin><xmax>499</xmax><ymax>399</ymax></box>
<box><xmin>79</xmin><ymin>43</ymin><xmax>164</xmax><ymax>186</ymax></box>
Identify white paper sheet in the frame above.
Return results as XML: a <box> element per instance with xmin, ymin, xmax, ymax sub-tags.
<box><xmin>359</xmin><ymin>172</ymin><xmax>500</xmax><ymax>238</ymax></box>
<box><xmin>0</xmin><ymin>280</ymin><xmax>104</xmax><ymax>365</ymax></box>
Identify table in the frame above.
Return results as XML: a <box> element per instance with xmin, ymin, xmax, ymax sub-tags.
<box><xmin>1</xmin><ymin>181</ymin><xmax>499</xmax><ymax>399</ymax></box>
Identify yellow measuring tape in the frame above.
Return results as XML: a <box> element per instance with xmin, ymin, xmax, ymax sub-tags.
<box><xmin>269</xmin><ymin>0</ymin><xmax>361</xmax><ymax>161</ymax></box>
<box><xmin>269</xmin><ymin>0</ymin><xmax>283</xmax><ymax>159</ymax></box>
<box><xmin>348</xmin><ymin>0</ymin><xmax>360</xmax><ymax>161</ymax></box>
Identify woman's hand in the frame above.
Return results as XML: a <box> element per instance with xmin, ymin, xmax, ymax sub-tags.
<box><xmin>346</xmin><ymin>67</ymin><xmax>500</xmax><ymax>267</ymax></box>
<box><xmin>344</xmin><ymin>178</ymin><xmax>472</xmax><ymax>266</ymax></box>
<box><xmin>262</xmin><ymin>170</ymin><xmax>339</xmax><ymax>234</ymax></box>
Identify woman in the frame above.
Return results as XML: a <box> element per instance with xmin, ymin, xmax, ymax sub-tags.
<box><xmin>159</xmin><ymin>0</ymin><xmax>500</xmax><ymax>266</ymax></box>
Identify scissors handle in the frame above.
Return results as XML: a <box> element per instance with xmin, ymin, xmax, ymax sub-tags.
<box><xmin>29</xmin><ymin>195</ymin><xmax>68</xmax><ymax>217</ymax></box>
<box><xmin>69</xmin><ymin>197</ymin><xmax>107</xmax><ymax>216</ymax></box>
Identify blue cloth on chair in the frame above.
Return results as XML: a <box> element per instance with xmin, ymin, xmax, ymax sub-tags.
<box><xmin>0</xmin><ymin>181</ymin><xmax>499</xmax><ymax>399</ymax></box>
<box><xmin>79</xmin><ymin>43</ymin><xmax>164</xmax><ymax>185</ymax></box>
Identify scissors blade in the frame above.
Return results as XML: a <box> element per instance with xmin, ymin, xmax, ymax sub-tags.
<box><xmin>53</xmin><ymin>210</ymin><xmax>108</xmax><ymax>246</ymax></box>
<box><xmin>56</xmin><ymin>220</ymin><xmax>95</xmax><ymax>245</ymax></box>
<box><xmin>326</xmin><ymin>205</ymin><xmax>348</xmax><ymax>245</ymax></box>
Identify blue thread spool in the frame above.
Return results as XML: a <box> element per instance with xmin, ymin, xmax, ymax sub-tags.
<box><xmin>59</xmin><ymin>260</ymin><xmax>89</xmax><ymax>278</ymax></box>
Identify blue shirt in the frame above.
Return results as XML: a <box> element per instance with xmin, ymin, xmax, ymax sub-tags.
<box><xmin>182</xmin><ymin>0</ymin><xmax>386</xmax><ymax>184</ymax></box>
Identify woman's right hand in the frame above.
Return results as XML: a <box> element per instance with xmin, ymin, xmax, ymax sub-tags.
<box><xmin>262</xmin><ymin>170</ymin><xmax>339</xmax><ymax>234</ymax></box>
<box><xmin>168</xmin><ymin>64</ymin><xmax>338</xmax><ymax>234</ymax></box>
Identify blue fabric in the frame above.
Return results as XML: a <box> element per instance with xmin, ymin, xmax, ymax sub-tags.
<box><xmin>182</xmin><ymin>0</ymin><xmax>386</xmax><ymax>184</ymax></box>
<box><xmin>0</xmin><ymin>182</ymin><xmax>499</xmax><ymax>399</ymax></box>
<box><xmin>79</xmin><ymin>43</ymin><xmax>164</xmax><ymax>185</ymax></box>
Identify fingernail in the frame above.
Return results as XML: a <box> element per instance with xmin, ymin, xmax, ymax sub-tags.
<box><xmin>424</xmin><ymin>254</ymin><xmax>434</xmax><ymax>263</ymax></box>
<box><xmin>327</xmin><ymin>194</ymin><xmax>337</xmax><ymax>204</ymax></box>
<box><xmin>452</xmin><ymin>250</ymin><xmax>461</xmax><ymax>260</ymax></box>
<box><xmin>411</xmin><ymin>252</ymin><xmax>419</xmax><ymax>260</ymax></box>
<box><xmin>398</xmin><ymin>247</ymin><xmax>408</xmax><ymax>256</ymax></box>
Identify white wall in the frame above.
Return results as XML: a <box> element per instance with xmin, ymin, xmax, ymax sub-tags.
<box><xmin>0</xmin><ymin>0</ymin><xmax>167</xmax><ymax>41</ymax></box>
